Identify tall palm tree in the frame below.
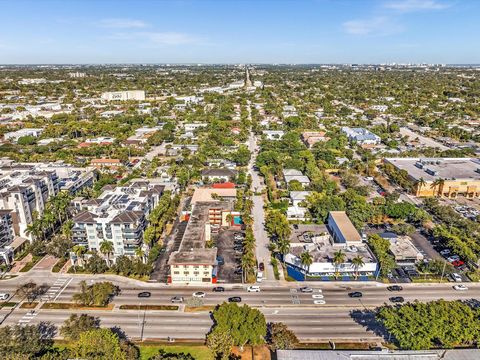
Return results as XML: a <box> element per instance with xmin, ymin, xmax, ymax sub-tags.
<box><xmin>300</xmin><ymin>251</ymin><xmax>313</xmax><ymax>281</ymax></box>
<box><xmin>431</xmin><ymin>178</ymin><xmax>445</xmax><ymax>197</ymax></box>
<box><xmin>99</xmin><ymin>240</ymin><xmax>114</xmax><ymax>267</ymax></box>
<box><xmin>277</xmin><ymin>239</ymin><xmax>291</xmax><ymax>262</ymax></box>
<box><xmin>351</xmin><ymin>255</ymin><xmax>365</xmax><ymax>280</ymax></box>
<box><xmin>417</xmin><ymin>177</ymin><xmax>426</xmax><ymax>195</ymax></box>
<box><xmin>135</xmin><ymin>247</ymin><xmax>145</xmax><ymax>263</ymax></box>
<box><xmin>333</xmin><ymin>250</ymin><xmax>346</xmax><ymax>279</ymax></box>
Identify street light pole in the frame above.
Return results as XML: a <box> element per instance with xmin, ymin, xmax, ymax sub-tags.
<box><xmin>440</xmin><ymin>260</ymin><xmax>447</xmax><ymax>282</ymax></box>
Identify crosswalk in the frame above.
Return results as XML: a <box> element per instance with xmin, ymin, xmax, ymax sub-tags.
<box><xmin>17</xmin><ymin>310</ymin><xmax>37</xmax><ymax>326</ymax></box>
<box><xmin>41</xmin><ymin>277</ymin><xmax>72</xmax><ymax>302</ymax></box>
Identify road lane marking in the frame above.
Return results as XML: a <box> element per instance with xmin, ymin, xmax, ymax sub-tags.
<box><xmin>53</xmin><ymin>277</ymin><xmax>73</xmax><ymax>302</ymax></box>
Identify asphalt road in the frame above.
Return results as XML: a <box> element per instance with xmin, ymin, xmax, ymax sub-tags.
<box><xmin>2</xmin><ymin>275</ymin><xmax>480</xmax><ymax>342</ymax></box>
<box><xmin>248</xmin><ymin>129</ymin><xmax>274</xmax><ymax>281</ymax></box>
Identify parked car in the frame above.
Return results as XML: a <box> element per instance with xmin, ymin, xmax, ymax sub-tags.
<box><xmin>0</xmin><ymin>293</ymin><xmax>9</xmax><ymax>301</ymax></box>
<box><xmin>440</xmin><ymin>249</ymin><xmax>451</xmax><ymax>256</ymax></box>
<box><xmin>228</xmin><ymin>296</ymin><xmax>242</xmax><ymax>302</ymax></box>
<box><xmin>259</xmin><ymin>262</ymin><xmax>265</xmax><ymax>271</ymax></box>
<box><xmin>389</xmin><ymin>296</ymin><xmax>405</xmax><ymax>303</ymax></box>
<box><xmin>300</xmin><ymin>287</ymin><xmax>313</xmax><ymax>293</ymax></box>
<box><xmin>453</xmin><ymin>284</ymin><xmax>468</xmax><ymax>291</ymax></box>
<box><xmin>212</xmin><ymin>287</ymin><xmax>225</xmax><ymax>292</ymax></box>
<box><xmin>348</xmin><ymin>292</ymin><xmax>363</xmax><ymax>298</ymax></box>
<box><xmin>171</xmin><ymin>296</ymin><xmax>184</xmax><ymax>303</ymax></box>
<box><xmin>452</xmin><ymin>260</ymin><xmax>465</xmax><ymax>267</ymax></box>
<box><xmin>247</xmin><ymin>286</ymin><xmax>261</xmax><ymax>292</ymax></box>
<box><xmin>137</xmin><ymin>292</ymin><xmax>151</xmax><ymax>298</ymax></box>
<box><xmin>216</xmin><ymin>256</ymin><xmax>224</xmax><ymax>265</ymax></box>
<box><xmin>193</xmin><ymin>291</ymin><xmax>206</xmax><ymax>298</ymax></box>
<box><xmin>451</xmin><ymin>273</ymin><xmax>462</xmax><ymax>282</ymax></box>
<box><xmin>447</xmin><ymin>255</ymin><xmax>460</xmax><ymax>263</ymax></box>
<box><xmin>387</xmin><ymin>285</ymin><xmax>403</xmax><ymax>291</ymax></box>
<box><xmin>256</xmin><ymin>272</ymin><xmax>263</xmax><ymax>282</ymax></box>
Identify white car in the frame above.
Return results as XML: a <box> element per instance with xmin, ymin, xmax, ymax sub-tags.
<box><xmin>312</xmin><ymin>294</ymin><xmax>324</xmax><ymax>299</ymax></box>
<box><xmin>313</xmin><ymin>300</ymin><xmax>326</xmax><ymax>305</ymax></box>
<box><xmin>453</xmin><ymin>285</ymin><xmax>468</xmax><ymax>291</ymax></box>
<box><xmin>0</xmin><ymin>293</ymin><xmax>9</xmax><ymax>301</ymax></box>
<box><xmin>451</xmin><ymin>273</ymin><xmax>462</xmax><ymax>282</ymax></box>
<box><xmin>192</xmin><ymin>291</ymin><xmax>206</xmax><ymax>298</ymax></box>
<box><xmin>247</xmin><ymin>286</ymin><xmax>261</xmax><ymax>292</ymax></box>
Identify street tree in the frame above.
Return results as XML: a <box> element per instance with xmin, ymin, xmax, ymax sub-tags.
<box><xmin>60</xmin><ymin>314</ymin><xmax>100</xmax><ymax>340</ymax></box>
<box><xmin>267</xmin><ymin>322</ymin><xmax>299</xmax><ymax>350</ymax></box>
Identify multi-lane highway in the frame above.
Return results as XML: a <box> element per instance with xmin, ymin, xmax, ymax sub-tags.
<box><xmin>1</xmin><ymin>273</ymin><xmax>479</xmax><ymax>342</ymax></box>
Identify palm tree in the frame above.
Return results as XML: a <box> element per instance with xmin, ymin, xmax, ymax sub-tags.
<box><xmin>99</xmin><ymin>240</ymin><xmax>114</xmax><ymax>267</ymax></box>
<box><xmin>277</xmin><ymin>239</ymin><xmax>291</xmax><ymax>262</ymax></box>
<box><xmin>417</xmin><ymin>177</ymin><xmax>426</xmax><ymax>196</ymax></box>
<box><xmin>333</xmin><ymin>250</ymin><xmax>346</xmax><ymax>279</ymax></box>
<box><xmin>300</xmin><ymin>251</ymin><xmax>313</xmax><ymax>281</ymax></box>
<box><xmin>351</xmin><ymin>255</ymin><xmax>365</xmax><ymax>280</ymax></box>
<box><xmin>431</xmin><ymin>178</ymin><xmax>445</xmax><ymax>197</ymax></box>
<box><xmin>72</xmin><ymin>245</ymin><xmax>86</xmax><ymax>267</ymax></box>
<box><xmin>135</xmin><ymin>247</ymin><xmax>145</xmax><ymax>263</ymax></box>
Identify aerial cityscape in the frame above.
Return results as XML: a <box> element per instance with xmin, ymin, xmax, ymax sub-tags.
<box><xmin>0</xmin><ymin>0</ymin><xmax>480</xmax><ymax>359</ymax></box>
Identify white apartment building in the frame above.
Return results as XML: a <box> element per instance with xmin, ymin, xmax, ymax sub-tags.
<box><xmin>101</xmin><ymin>90</ymin><xmax>145</xmax><ymax>101</ymax></box>
<box><xmin>0</xmin><ymin>160</ymin><xmax>97</xmax><ymax>241</ymax></box>
<box><xmin>0</xmin><ymin>169</ymin><xmax>59</xmax><ymax>239</ymax></box>
<box><xmin>72</xmin><ymin>181</ymin><xmax>164</xmax><ymax>259</ymax></box>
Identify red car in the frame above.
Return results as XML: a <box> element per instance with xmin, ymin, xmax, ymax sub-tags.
<box><xmin>452</xmin><ymin>260</ymin><xmax>465</xmax><ymax>267</ymax></box>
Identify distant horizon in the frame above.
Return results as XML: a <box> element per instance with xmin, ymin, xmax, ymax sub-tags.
<box><xmin>1</xmin><ymin>63</ymin><xmax>480</xmax><ymax>66</ymax></box>
<box><xmin>1</xmin><ymin>0</ymin><xmax>479</xmax><ymax>64</ymax></box>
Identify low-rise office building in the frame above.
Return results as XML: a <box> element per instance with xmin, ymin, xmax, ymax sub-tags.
<box><xmin>101</xmin><ymin>90</ymin><xmax>145</xmax><ymax>101</ymax></box>
<box><xmin>385</xmin><ymin>157</ymin><xmax>480</xmax><ymax>198</ymax></box>
<box><xmin>284</xmin><ymin>212</ymin><xmax>377</xmax><ymax>280</ymax></box>
<box><xmin>168</xmin><ymin>201</ymin><xmax>234</xmax><ymax>284</ymax></box>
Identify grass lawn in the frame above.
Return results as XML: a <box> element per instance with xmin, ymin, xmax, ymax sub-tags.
<box><xmin>138</xmin><ymin>344</ymin><xmax>212</xmax><ymax>360</ymax></box>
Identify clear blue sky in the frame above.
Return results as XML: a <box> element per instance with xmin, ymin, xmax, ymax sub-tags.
<box><xmin>0</xmin><ymin>0</ymin><xmax>479</xmax><ymax>64</ymax></box>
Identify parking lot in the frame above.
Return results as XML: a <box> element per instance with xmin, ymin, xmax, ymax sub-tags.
<box><xmin>215</xmin><ymin>229</ymin><xmax>243</xmax><ymax>284</ymax></box>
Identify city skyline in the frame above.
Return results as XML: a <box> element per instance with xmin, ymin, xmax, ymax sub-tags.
<box><xmin>0</xmin><ymin>0</ymin><xmax>479</xmax><ymax>64</ymax></box>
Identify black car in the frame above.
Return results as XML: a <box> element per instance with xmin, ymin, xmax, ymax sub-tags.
<box><xmin>389</xmin><ymin>296</ymin><xmax>405</xmax><ymax>303</ymax></box>
<box><xmin>138</xmin><ymin>291</ymin><xmax>151</xmax><ymax>298</ymax></box>
<box><xmin>228</xmin><ymin>296</ymin><xmax>242</xmax><ymax>302</ymax></box>
<box><xmin>213</xmin><ymin>287</ymin><xmax>225</xmax><ymax>292</ymax></box>
<box><xmin>259</xmin><ymin>262</ymin><xmax>265</xmax><ymax>271</ymax></box>
<box><xmin>348</xmin><ymin>291</ymin><xmax>363</xmax><ymax>298</ymax></box>
<box><xmin>387</xmin><ymin>285</ymin><xmax>403</xmax><ymax>291</ymax></box>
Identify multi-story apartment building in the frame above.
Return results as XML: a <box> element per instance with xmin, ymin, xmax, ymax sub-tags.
<box><xmin>0</xmin><ymin>160</ymin><xmax>96</xmax><ymax>243</ymax></box>
<box><xmin>0</xmin><ymin>169</ymin><xmax>59</xmax><ymax>239</ymax></box>
<box><xmin>0</xmin><ymin>210</ymin><xmax>14</xmax><ymax>248</ymax></box>
<box><xmin>72</xmin><ymin>181</ymin><xmax>164</xmax><ymax>259</ymax></box>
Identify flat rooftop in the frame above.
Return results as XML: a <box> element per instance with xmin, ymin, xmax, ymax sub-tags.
<box><xmin>385</xmin><ymin>157</ymin><xmax>480</xmax><ymax>182</ymax></box>
<box><xmin>168</xmin><ymin>201</ymin><xmax>231</xmax><ymax>265</ymax></box>
<box><xmin>329</xmin><ymin>211</ymin><xmax>362</xmax><ymax>243</ymax></box>
<box><xmin>289</xmin><ymin>236</ymin><xmax>375</xmax><ymax>264</ymax></box>
<box><xmin>191</xmin><ymin>188</ymin><xmax>237</xmax><ymax>204</ymax></box>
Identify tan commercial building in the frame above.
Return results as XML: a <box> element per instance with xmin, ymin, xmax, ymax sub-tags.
<box><xmin>168</xmin><ymin>201</ymin><xmax>233</xmax><ymax>284</ymax></box>
<box><xmin>385</xmin><ymin>158</ymin><xmax>480</xmax><ymax>198</ymax></box>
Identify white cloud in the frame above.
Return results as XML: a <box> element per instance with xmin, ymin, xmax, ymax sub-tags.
<box><xmin>343</xmin><ymin>17</ymin><xmax>403</xmax><ymax>36</ymax></box>
<box><xmin>383</xmin><ymin>0</ymin><xmax>450</xmax><ymax>12</ymax></box>
<box><xmin>98</xmin><ymin>18</ymin><xmax>149</xmax><ymax>29</ymax></box>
